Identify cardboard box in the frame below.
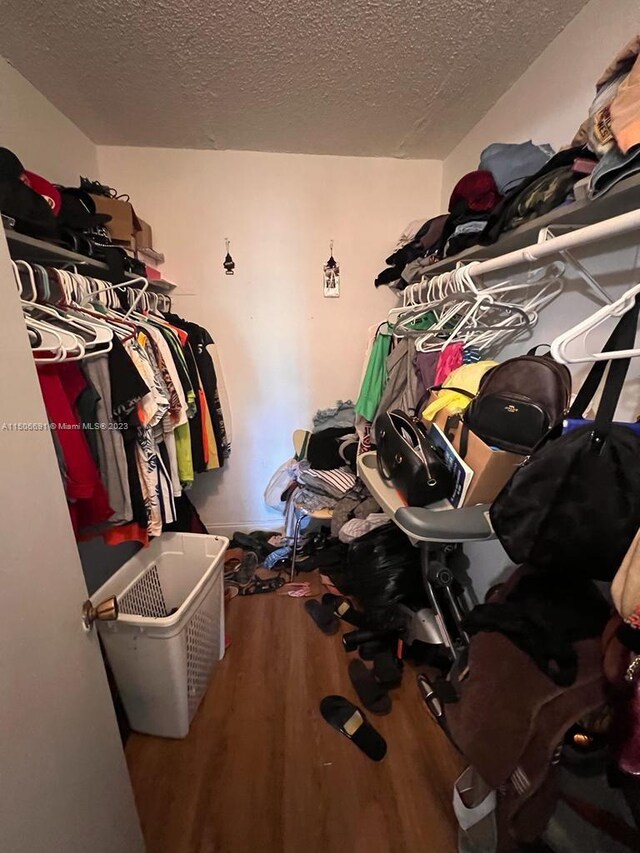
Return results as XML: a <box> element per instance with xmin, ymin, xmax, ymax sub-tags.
<box><xmin>135</xmin><ymin>219</ymin><xmax>153</xmax><ymax>251</ymax></box>
<box><xmin>90</xmin><ymin>194</ymin><xmax>140</xmax><ymax>245</ymax></box>
<box><xmin>424</xmin><ymin>394</ymin><xmax>523</xmax><ymax>506</ymax></box>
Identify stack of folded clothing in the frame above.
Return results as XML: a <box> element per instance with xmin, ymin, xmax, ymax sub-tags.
<box><xmin>480</xmin><ymin>140</ymin><xmax>555</xmax><ymax>195</ymax></box>
<box><xmin>441</xmin><ymin>142</ymin><xmax>563</xmax><ymax>256</ymax></box>
<box><xmin>296</xmin><ymin>460</ymin><xmax>357</xmax><ymax>501</ymax></box>
<box><xmin>375</xmin><ymin>214</ymin><xmax>449</xmax><ymax>289</ymax></box>
<box><xmin>479</xmin><ymin>145</ymin><xmax>596</xmax><ymax>244</ymax></box>
<box><xmin>440</xmin><ymin>169</ymin><xmax>503</xmax><ymax>257</ymax></box>
<box><xmin>579</xmin><ymin>35</ymin><xmax>640</xmax><ymax>200</ymax></box>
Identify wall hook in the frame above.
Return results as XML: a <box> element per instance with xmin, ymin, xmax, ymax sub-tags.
<box><xmin>223</xmin><ymin>238</ymin><xmax>235</xmax><ymax>275</ymax></box>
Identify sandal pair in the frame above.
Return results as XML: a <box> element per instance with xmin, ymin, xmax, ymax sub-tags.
<box><xmin>237</xmin><ymin>576</ymin><xmax>285</xmax><ymax>596</ymax></box>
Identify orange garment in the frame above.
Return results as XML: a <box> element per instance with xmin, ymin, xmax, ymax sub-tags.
<box><xmin>202</xmin><ymin>393</ymin><xmax>220</xmax><ymax>470</ymax></box>
<box><xmin>194</xmin><ymin>357</ymin><xmax>220</xmax><ymax>469</ymax></box>
<box><xmin>165</xmin><ymin>322</ymin><xmax>189</xmax><ymax>347</ymax></box>
<box><xmin>101</xmin><ymin>522</ymin><xmax>150</xmax><ymax>547</ymax></box>
<box><xmin>198</xmin><ymin>389</ymin><xmax>210</xmax><ymax>467</ymax></box>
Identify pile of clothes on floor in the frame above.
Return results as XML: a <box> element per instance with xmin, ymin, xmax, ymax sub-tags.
<box><xmin>222</xmin><ymin>528</ymin><xmax>351</xmax><ymax>598</ymax></box>
<box><xmin>376</xmin><ymin>33</ymin><xmax>640</xmax><ymax>290</ymax></box>
<box><xmin>264</xmin><ymin>400</ymin><xmax>389</xmax><ymax>546</ymax></box>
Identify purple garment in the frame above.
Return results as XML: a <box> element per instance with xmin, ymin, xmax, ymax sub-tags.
<box><xmin>413</xmin><ymin>351</ymin><xmax>439</xmax><ymax>394</ymax></box>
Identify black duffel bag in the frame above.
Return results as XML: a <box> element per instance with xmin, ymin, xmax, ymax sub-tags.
<box><xmin>375</xmin><ymin>409</ymin><xmax>452</xmax><ymax>506</ymax></box>
<box><xmin>490</xmin><ymin>294</ymin><xmax>640</xmax><ymax>581</ymax></box>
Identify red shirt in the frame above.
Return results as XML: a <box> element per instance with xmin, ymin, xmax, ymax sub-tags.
<box><xmin>37</xmin><ymin>363</ymin><xmax>113</xmax><ymax>535</ymax></box>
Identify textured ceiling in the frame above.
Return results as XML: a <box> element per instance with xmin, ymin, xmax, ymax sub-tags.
<box><xmin>0</xmin><ymin>0</ymin><xmax>589</xmax><ymax>158</ymax></box>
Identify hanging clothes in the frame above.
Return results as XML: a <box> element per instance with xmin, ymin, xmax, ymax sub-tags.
<box><xmin>373</xmin><ymin>337</ymin><xmax>422</xmax><ymax>425</ymax></box>
<box><xmin>83</xmin><ymin>352</ymin><xmax>133</xmax><ymax>523</ymax></box>
<box><xmin>37</xmin><ymin>363</ymin><xmax>114</xmax><ymax>535</ymax></box>
<box><xmin>355</xmin><ymin>324</ymin><xmax>393</xmax><ymax>422</ymax></box>
<box><xmin>124</xmin><ymin>337</ymin><xmax>173</xmax><ymax>536</ymax></box>
<box><xmin>164</xmin><ymin>313</ymin><xmax>231</xmax><ymax>464</ymax></box>
<box><xmin>434</xmin><ymin>341</ymin><xmax>465</xmax><ymax>385</ymax></box>
<box><xmin>144</xmin><ymin>315</ymin><xmax>197</xmax><ymax>485</ymax></box>
<box><xmin>23</xmin><ymin>262</ymin><xmax>230</xmax><ymax>543</ymax></box>
<box><xmin>208</xmin><ymin>339</ymin><xmax>232</xmax><ymax>451</ymax></box>
<box><xmin>108</xmin><ymin>336</ymin><xmax>151</xmax><ymax>530</ymax></box>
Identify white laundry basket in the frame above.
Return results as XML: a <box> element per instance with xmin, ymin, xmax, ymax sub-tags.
<box><xmin>92</xmin><ymin>532</ymin><xmax>228</xmax><ymax>738</ymax></box>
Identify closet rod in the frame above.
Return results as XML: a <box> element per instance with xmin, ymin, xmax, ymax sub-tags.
<box><xmin>430</xmin><ymin>208</ymin><xmax>640</xmax><ymax>281</ymax></box>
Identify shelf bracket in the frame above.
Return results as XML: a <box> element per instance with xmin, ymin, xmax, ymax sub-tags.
<box><xmin>537</xmin><ymin>225</ymin><xmax>613</xmax><ymax>305</ymax></box>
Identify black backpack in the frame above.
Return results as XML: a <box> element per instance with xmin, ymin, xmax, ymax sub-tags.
<box><xmin>464</xmin><ymin>347</ymin><xmax>571</xmax><ymax>454</ymax></box>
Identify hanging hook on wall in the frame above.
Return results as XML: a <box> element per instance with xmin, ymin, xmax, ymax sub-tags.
<box><xmin>323</xmin><ymin>239</ymin><xmax>340</xmax><ymax>298</ymax></box>
<box><xmin>223</xmin><ymin>238</ymin><xmax>235</xmax><ymax>275</ymax></box>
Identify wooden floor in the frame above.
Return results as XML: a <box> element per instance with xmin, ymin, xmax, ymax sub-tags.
<box><xmin>126</xmin><ymin>578</ymin><xmax>464</xmax><ymax>853</ymax></box>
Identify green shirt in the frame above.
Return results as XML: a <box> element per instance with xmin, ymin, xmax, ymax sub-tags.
<box><xmin>355</xmin><ymin>327</ymin><xmax>393</xmax><ymax>422</ymax></box>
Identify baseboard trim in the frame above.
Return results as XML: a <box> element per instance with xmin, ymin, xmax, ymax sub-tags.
<box><xmin>204</xmin><ymin>520</ymin><xmax>284</xmax><ymax>538</ymax></box>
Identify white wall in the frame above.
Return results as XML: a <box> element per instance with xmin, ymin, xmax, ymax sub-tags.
<box><xmin>0</xmin><ymin>55</ymin><xmax>98</xmax><ymax>183</ymax></box>
<box><xmin>442</xmin><ymin>0</ymin><xmax>640</xmax><ymax>204</ymax></box>
<box><xmin>439</xmin><ymin>0</ymin><xmax>640</xmax><ymax>597</ymax></box>
<box><xmin>98</xmin><ymin>146</ymin><xmax>442</xmax><ymax>532</ymax></box>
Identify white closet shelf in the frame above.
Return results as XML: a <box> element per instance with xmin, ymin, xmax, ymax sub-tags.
<box><xmin>409</xmin><ymin>172</ymin><xmax>640</xmax><ymax>281</ymax></box>
<box><xmin>4</xmin><ymin>228</ymin><xmax>177</xmax><ymax>293</ymax></box>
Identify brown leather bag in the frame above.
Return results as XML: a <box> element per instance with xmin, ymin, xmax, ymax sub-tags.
<box><xmin>464</xmin><ymin>346</ymin><xmax>571</xmax><ymax>454</ymax></box>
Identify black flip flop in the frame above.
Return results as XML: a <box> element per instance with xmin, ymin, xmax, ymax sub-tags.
<box><xmin>304</xmin><ymin>599</ymin><xmax>339</xmax><ymax>635</ymax></box>
<box><xmin>320</xmin><ymin>695</ymin><xmax>387</xmax><ymax>761</ymax></box>
<box><xmin>372</xmin><ymin>651</ymin><xmax>403</xmax><ymax>688</ymax></box>
<box><xmin>348</xmin><ymin>660</ymin><xmax>391</xmax><ymax>715</ymax></box>
<box><xmin>322</xmin><ymin>593</ymin><xmax>366</xmax><ymax>627</ymax></box>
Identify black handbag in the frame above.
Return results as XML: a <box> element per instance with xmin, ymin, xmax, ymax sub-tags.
<box><xmin>375</xmin><ymin>409</ymin><xmax>452</xmax><ymax>506</ymax></box>
<box><xmin>490</xmin><ymin>295</ymin><xmax>640</xmax><ymax>581</ymax></box>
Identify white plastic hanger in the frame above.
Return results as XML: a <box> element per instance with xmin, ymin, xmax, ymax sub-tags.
<box><xmin>416</xmin><ymin>291</ymin><xmax>496</xmax><ymax>352</ymax></box>
<box><xmin>13</xmin><ymin>260</ymin><xmax>37</xmax><ymax>301</ymax></box>
<box><xmin>27</xmin><ymin>318</ymin><xmax>67</xmax><ymax>363</ymax></box>
<box><xmin>79</xmin><ymin>275</ymin><xmax>150</xmax><ymax>319</ymax></box>
<box><xmin>25</xmin><ymin>311</ymin><xmax>85</xmax><ymax>361</ymax></box>
<box><xmin>392</xmin><ymin>265</ymin><xmax>477</xmax><ymax>329</ymax></box>
<box><xmin>550</xmin><ymin>282</ymin><xmax>640</xmax><ymax>364</ymax></box>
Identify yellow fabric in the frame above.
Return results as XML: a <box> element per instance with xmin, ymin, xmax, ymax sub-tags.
<box><xmin>422</xmin><ymin>361</ymin><xmax>498</xmax><ymax>421</ymax></box>
<box><xmin>175</xmin><ymin>422</ymin><xmax>194</xmax><ymax>484</ymax></box>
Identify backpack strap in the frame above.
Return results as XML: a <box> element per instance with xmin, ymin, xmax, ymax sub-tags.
<box><xmin>568</xmin><ymin>295</ymin><xmax>640</xmax><ymax>442</ymax></box>
<box><xmin>413</xmin><ymin>386</ymin><xmax>476</xmax><ymax>423</ymax></box>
